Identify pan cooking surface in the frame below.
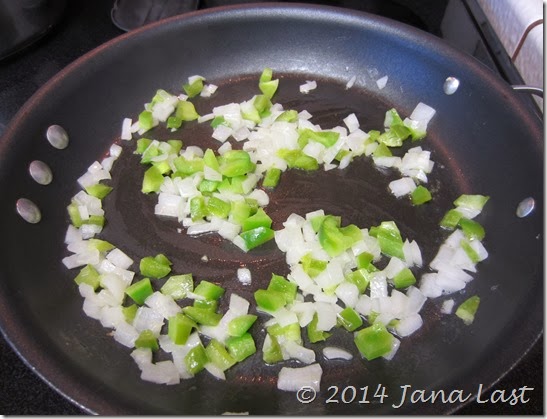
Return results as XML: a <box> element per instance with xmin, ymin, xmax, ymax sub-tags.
<box><xmin>0</xmin><ymin>4</ymin><xmax>542</xmax><ymax>415</ymax></box>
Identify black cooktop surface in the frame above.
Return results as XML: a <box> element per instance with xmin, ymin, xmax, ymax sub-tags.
<box><xmin>0</xmin><ymin>0</ymin><xmax>542</xmax><ymax>415</ymax></box>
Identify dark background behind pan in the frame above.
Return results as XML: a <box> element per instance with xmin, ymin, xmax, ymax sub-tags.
<box><xmin>0</xmin><ymin>0</ymin><xmax>543</xmax><ymax>414</ymax></box>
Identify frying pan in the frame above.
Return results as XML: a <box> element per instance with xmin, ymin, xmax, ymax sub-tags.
<box><xmin>0</xmin><ymin>3</ymin><xmax>542</xmax><ymax>415</ymax></box>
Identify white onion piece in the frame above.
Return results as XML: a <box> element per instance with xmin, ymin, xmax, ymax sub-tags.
<box><xmin>121</xmin><ymin>118</ymin><xmax>132</xmax><ymax>140</ymax></box>
<box><xmin>323</xmin><ymin>346</ymin><xmax>353</xmax><ymax>360</ymax></box>
<box><xmin>237</xmin><ymin>268</ymin><xmax>252</xmax><ymax>285</ymax></box>
<box><xmin>441</xmin><ymin>299</ymin><xmax>455</xmax><ymax>314</ymax></box>
<box><xmin>106</xmin><ymin>248</ymin><xmax>134</xmax><ymax>270</ymax></box>
<box><xmin>145</xmin><ymin>292</ymin><xmax>181</xmax><ymax>319</ymax></box>
<box><xmin>140</xmin><ymin>360</ymin><xmax>180</xmax><ymax>385</ymax></box>
<box><xmin>395</xmin><ymin>313</ymin><xmax>423</xmax><ymax>337</ymax></box>
<box><xmin>376</xmin><ymin>75</ymin><xmax>388</xmax><ymax>89</ymax></box>
<box><xmin>299</xmin><ymin>80</ymin><xmax>317</xmax><ymax>94</ymax></box>
<box><xmin>277</xmin><ymin>363</ymin><xmax>322</xmax><ymax>392</ymax></box>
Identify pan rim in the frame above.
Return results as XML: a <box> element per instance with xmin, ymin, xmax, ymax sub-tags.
<box><xmin>0</xmin><ymin>3</ymin><xmax>542</xmax><ymax>415</ymax></box>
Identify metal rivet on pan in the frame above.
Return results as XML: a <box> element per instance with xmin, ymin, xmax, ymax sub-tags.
<box><xmin>46</xmin><ymin>124</ymin><xmax>69</xmax><ymax>149</ymax></box>
<box><xmin>16</xmin><ymin>198</ymin><xmax>41</xmax><ymax>224</ymax></box>
<box><xmin>516</xmin><ymin>197</ymin><xmax>535</xmax><ymax>218</ymax></box>
<box><xmin>443</xmin><ymin>77</ymin><xmax>460</xmax><ymax>95</ymax></box>
<box><xmin>29</xmin><ymin>160</ymin><xmax>53</xmax><ymax>185</ymax></box>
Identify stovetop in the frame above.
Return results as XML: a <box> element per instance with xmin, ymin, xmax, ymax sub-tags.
<box><xmin>0</xmin><ymin>0</ymin><xmax>542</xmax><ymax>414</ymax></box>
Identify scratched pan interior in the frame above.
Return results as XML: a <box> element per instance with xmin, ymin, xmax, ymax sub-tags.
<box><xmin>0</xmin><ymin>4</ymin><xmax>542</xmax><ymax>415</ymax></box>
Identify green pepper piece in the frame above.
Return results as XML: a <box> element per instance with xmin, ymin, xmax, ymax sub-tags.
<box><xmin>230</xmin><ymin>200</ymin><xmax>253</xmax><ymax>226</ymax></box>
<box><xmin>267</xmin><ymin>274</ymin><xmax>297</xmax><ymax>304</ymax></box>
<box><xmin>300</xmin><ymin>253</ymin><xmax>327</xmax><ymax>278</ymax></box>
<box><xmin>307</xmin><ymin>313</ymin><xmax>331</xmax><ymax>343</ymax></box>
<box><xmin>138</xmin><ymin>110</ymin><xmax>155</xmax><ymax>132</ymax></box>
<box><xmin>87</xmin><ymin>239</ymin><xmax>114</xmax><ymax>253</ymax></box>
<box><xmin>461</xmin><ymin>239</ymin><xmax>481</xmax><ymax>263</ymax></box>
<box><xmin>161</xmin><ymin>274</ymin><xmax>194</xmax><ymax>300</ymax></box>
<box><xmin>238</xmin><ymin>226</ymin><xmax>275</xmax><ymax>251</ymax></box>
<box><xmin>392</xmin><ymin>267</ymin><xmax>416</xmax><ymax>289</ymax></box>
<box><xmin>193</xmin><ymin>298</ymin><xmax>218</xmax><ymax>311</ymax></box>
<box><xmin>372</xmin><ymin>142</ymin><xmax>393</xmax><ymax>157</ymax></box>
<box><xmin>190</xmin><ymin>196</ymin><xmax>208</xmax><ymax>221</ymax></box>
<box><xmin>122</xmin><ymin>304</ymin><xmax>138</xmax><ymax>323</ymax></box>
<box><xmin>298</xmin><ymin>128</ymin><xmax>340</xmax><ymax>148</ymax></box>
<box><xmin>259</xmin><ymin>68</ymin><xmax>273</xmax><ymax>83</ymax></box>
<box><xmin>173</xmin><ymin>156</ymin><xmax>204</xmax><ymax>176</ymax></box>
<box><xmin>377</xmin><ymin>130</ymin><xmax>404</xmax><ymax>147</ymax></box>
<box><xmin>183</xmin><ymin>78</ymin><xmax>204</xmax><ymax>98</ymax></box>
<box><xmin>210</xmin><ymin>115</ymin><xmax>226</xmax><ymax>128</ymax></box>
<box><xmin>411</xmin><ymin>185</ymin><xmax>432</xmax><ymax>205</ymax></box>
<box><xmin>203</xmin><ymin>148</ymin><xmax>220</xmax><ymax>171</ymax></box>
<box><xmin>267</xmin><ymin>322</ymin><xmax>302</xmax><ymax>344</ymax></box>
<box><xmin>125</xmin><ymin>278</ymin><xmax>154</xmax><ymax>305</ymax></box>
<box><xmin>183</xmin><ymin>306</ymin><xmax>222</xmax><ymax>326</ymax></box>
<box><xmin>318</xmin><ymin>215</ymin><xmax>360</xmax><ymax>257</ymax></box>
<box><xmin>228</xmin><ymin>314</ymin><xmax>258</xmax><ymax>337</ymax></box>
<box><xmin>168</xmin><ymin>313</ymin><xmax>197</xmax><ymax>345</ymax></box>
<box><xmin>198</xmin><ymin>179</ymin><xmax>220</xmax><ymax>194</ymax></box>
<box><xmin>135</xmin><ymin>329</ymin><xmax>159</xmax><ymax>351</ymax></box>
<box><xmin>254</xmin><ymin>289</ymin><xmax>286</xmax><ymax>312</ymax></box>
<box><xmin>167</xmin><ymin>139</ymin><xmax>183</xmax><ymax>154</ymax></box>
<box><xmin>262</xmin><ymin>333</ymin><xmax>284</xmax><ymax>364</ymax></box>
<box><xmin>193</xmin><ymin>280</ymin><xmax>225</xmax><ymax>300</ymax></box>
<box><xmin>67</xmin><ymin>202</ymin><xmax>83</xmax><ymax>227</ymax></box>
<box><xmin>259</xmin><ymin>79</ymin><xmax>279</xmax><ymax>100</ymax></box>
<box><xmin>455</xmin><ymin>295</ymin><xmax>480</xmax><ymax>325</ymax></box>
<box><xmin>355</xmin><ymin>252</ymin><xmax>374</xmax><ymax>270</ymax></box>
<box><xmin>309</xmin><ymin>214</ymin><xmax>327</xmax><ymax>233</ymax></box>
<box><xmin>370</xmin><ymin>221</ymin><xmax>405</xmax><ymax>260</ymax></box>
<box><xmin>175</xmin><ymin>101</ymin><xmax>199</xmax><ymax>121</ymax></box>
<box><xmin>337</xmin><ymin>307</ymin><xmax>363</xmax><ymax>332</ymax></box>
<box><xmin>440</xmin><ymin>208</ymin><xmax>463</xmax><ymax>230</ymax></box>
<box><xmin>135</xmin><ymin>138</ymin><xmax>153</xmax><ymax>154</ymax></box>
<box><xmin>166</xmin><ymin>116</ymin><xmax>183</xmax><ymax>130</ymax></box>
<box><xmin>206</xmin><ymin>339</ymin><xmax>236</xmax><ymax>371</ymax></box>
<box><xmin>262</xmin><ymin>167</ymin><xmax>282</xmax><ymax>188</ymax></box>
<box><xmin>152</xmin><ymin>159</ymin><xmax>172</xmax><ymax>176</ymax></box>
<box><xmin>458</xmin><ymin>218</ymin><xmax>485</xmax><ymax>241</ymax></box>
<box><xmin>85</xmin><ymin>184</ymin><xmax>113</xmax><ymax>199</ymax></box>
<box><xmin>184</xmin><ymin>344</ymin><xmax>208</xmax><ymax>374</ymax></box>
<box><xmin>253</xmin><ymin>94</ymin><xmax>272</xmax><ymax>116</ymax></box>
<box><xmin>219</xmin><ymin>150</ymin><xmax>256</xmax><ymax>178</ymax></box>
<box><xmin>275</xmin><ymin>110</ymin><xmax>298</xmax><ymax>123</ymax></box>
<box><xmin>354</xmin><ymin>323</ymin><xmax>394</xmax><ymax>361</ymax></box>
<box><xmin>277</xmin><ymin>149</ymin><xmax>319</xmax><ymax>171</ymax></box>
<box><xmin>345</xmin><ymin>269</ymin><xmax>370</xmax><ymax>294</ymax></box>
<box><xmin>74</xmin><ymin>264</ymin><xmax>100</xmax><ymax>290</ymax></box>
<box><xmin>454</xmin><ymin>194</ymin><xmax>490</xmax><ymax>211</ymax></box>
<box><xmin>206</xmin><ymin>196</ymin><xmax>231</xmax><ymax>219</ymax></box>
<box><xmin>139</xmin><ymin>254</ymin><xmax>172</xmax><ymax>279</ymax></box>
<box><xmin>242</xmin><ymin>208</ymin><xmax>272</xmax><ymax>232</ymax></box>
<box><xmin>142</xmin><ymin>165</ymin><xmax>164</xmax><ymax>194</ymax></box>
<box><xmin>225</xmin><ymin>333</ymin><xmax>256</xmax><ymax>362</ymax></box>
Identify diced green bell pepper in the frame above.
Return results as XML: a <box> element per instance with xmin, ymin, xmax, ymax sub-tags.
<box><xmin>122</xmin><ymin>304</ymin><xmax>138</xmax><ymax>323</ymax></box>
<box><xmin>354</xmin><ymin>323</ymin><xmax>394</xmax><ymax>361</ymax></box>
<box><xmin>411</xmin><ymin>185</ymin><xmax>432</xmax><ymax>205</ymax></box>
<box><xmin>345</xmin><ymin>269</ymin><xmax>370</xmax><ymax>294</ymax></box>
<box><xmin>267</xmin><ymin>274</ymin><xmax>297</xmax><ymax>304</ymax></box>
<box><xmin>392</xmin><ymin>267</ymin><xmax>416</xmax><ymax>289</ymax></box>
<box><xmin>337</xmin><ymin>307</ymin><xmax>363</xmax><ymax>332</ymax></box>
<box><xmin>183</xmin><ymin>306</ymin><xmax>222</xmax><ymax>326</ymax></box>
<box><xmin>454</xmin><ymin>194</ymin><xmax>490</xmax><ymax>211</ymax></box>
<box><xmin>369</xmin><ymin>221</ymin><xmax>405</xmax><ymax>260</ymax></box>
<box><xmin>262</xmin><ymin>333</ymin><xmax>284</xmax><ymax>364</ymax></box>
<box><xmin>242</xmin><ymin>208</ymin><xmax>272</xmax><ymax>232</ymax></box>
<box><xmin>183</xmin><ymin>78</ymin><xmax>204</xmax><ymax>98</ymax></box>
<box><xmin>225</xmin><ymin>333</ymin><xmax>256</xmax><ymax>362</ymax></box>
<box><xmin>267</xmin><ymin>322</ymin><xmax>302</xmax><ymax>344</ymax></box>
<box><xmin>168</xmin><ymin>313</ymin><xmax>197</xmax><ymax>345</ymax></box>
<box><xmin>206</xmin><ymin>196</ymin><xmax>231</xmax><ymax>219</ymax></box>
<box><xmin>300</xmin><ymin>253</ymin><xmax>327</xmax><ymax>278</ymax></box>
<box><xmin>74</xmin><ymin>264</ymin><xmax>100</xmax><ymax>290</ymax></box>
<box><xmin>262</xmin><ymin>167</ymin><xmax>282</xmax><ymax>188</ymax></box>
<box><xmin>135</xmin><ymin>329</ymin><xmax>159</xmax><ymax>351</ymax></box>
<box><xmin>307</xmin><ymin>313</ymin><xmax>331</xmax><ymax>343</ymax></box>
<box><xmin>161</xmin><ymin>274</ymin><xmax>194</xmax><ymax>300</ymax></box>
<box><xmin>138</xmin><ymin>110</ymin><xmax>155</xmax><ymax>132</ymax></box>
<box><xmin>139</xmin><ymin>254</ymin><xmax>172</xmax><ymax>279</ymax></box>
<box><xmin>125</xmin><ymin>278</ymin><xmax>154</xmax><ymax>305</ymax></box>
<box><xmin>142</xmin><ymin>165</ymin><xmax>164</xmax><ymax>194</ymax></box>
<box><xmin>455</xmin><ymin>295</ymin><xmax>480</xmax><ymax>325</ymax></box>
<box><xmin>85</xmin><ymin>183</ymin><xmax>113</xmax><ymax>199</ymax></box>
<box><xmin>184</xmin><ymin>343</ymin><xmax>208</xmax><ymax>374</ymax></box>
<box><xmin>277</xmin><ymin>149</ymin><xmax>319</xmax><ymax>171</ymax></box>
<box><xmin>193</xmin><ymin>280</ymin><xmax>225</xmax><ymax>300</ymax></box>
<box><xmin>175</xmin><ymin>101</ymin><xmax>199</xmax><ymax>121</ymax></box>
<box><xmin>205</xmin><ymin>339</ymin><xmax>236</xmax><ymax>371</ymax></box>
<box><xmin>458</xmin><ymin>218</ymin><xmax>485</xmax><ymax>241</ymax></box>
<box><xmin>254</xmin><ymin>289</ymin><xmax>286</xmax><ymax>312</ymax></box>
<box><xmin>440</xmin><ymin>208</ymin><xmax>463</xmax><ymax>230</ymax></box>
<box><xmin>228</xmin><ymin>314</ymin><xmax>258</xmax><ymax>337</ymax></box>
<box><xmin>238</xmin><ymin>226</ymin><xmax>275</xmax><ymax>251</ymax></box>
